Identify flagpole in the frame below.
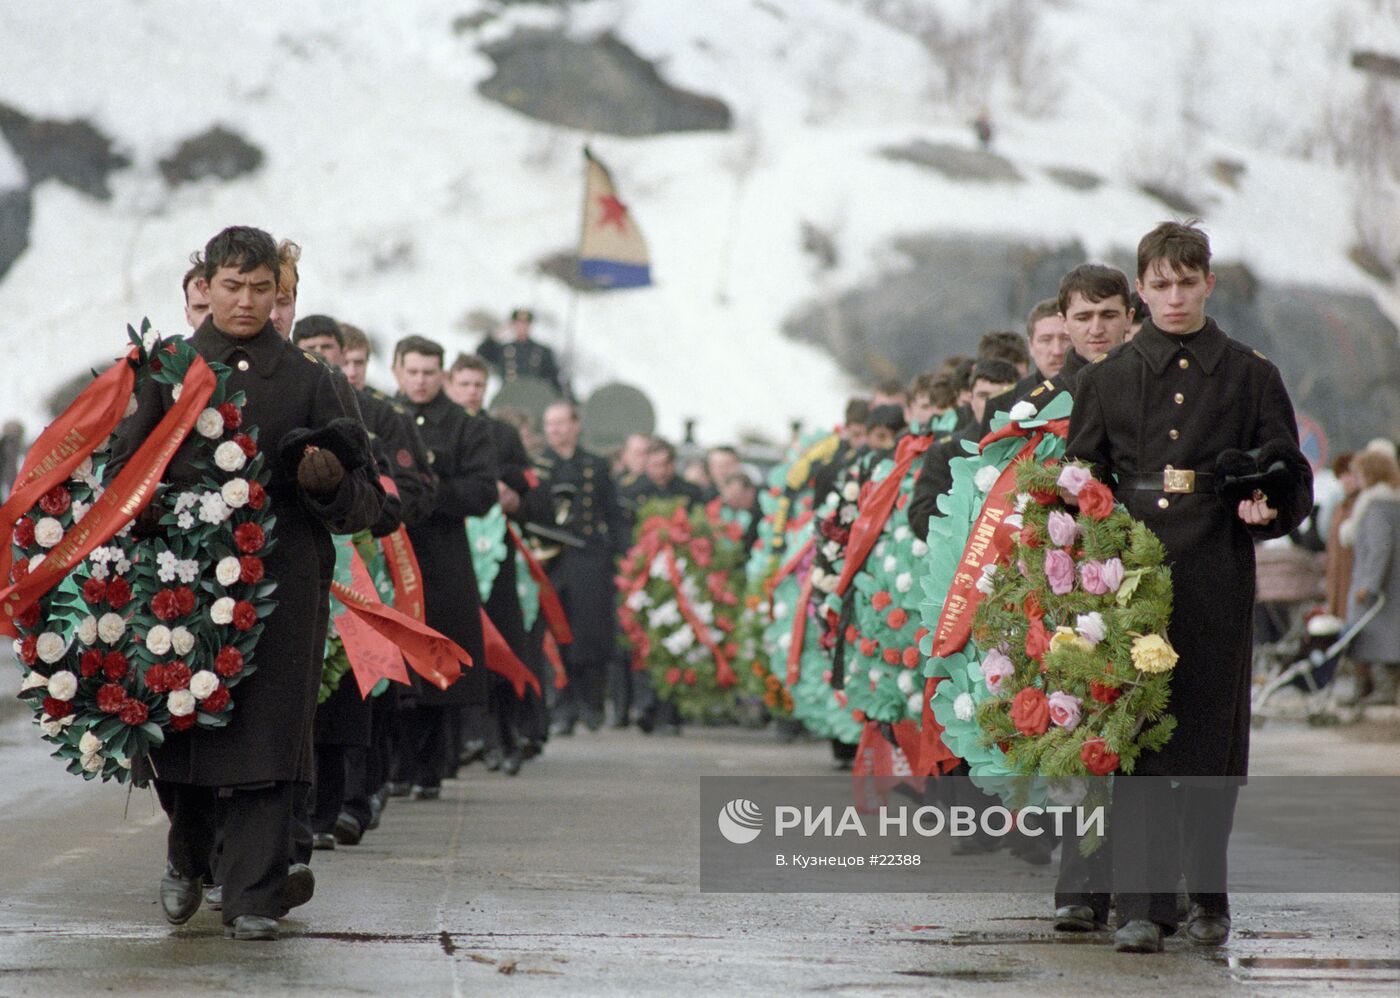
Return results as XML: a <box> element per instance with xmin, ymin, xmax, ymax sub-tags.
<box><xmin>564</xmin><ymin>139</ymin><xmax>594</xmax><ymax>399</ymax></box>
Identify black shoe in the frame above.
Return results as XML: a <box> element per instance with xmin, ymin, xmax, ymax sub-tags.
<box><xmin>206</xmin><ymin>884</ymin><xmax>223</xmax><ymax>911</ymax></box>
<box><xmin>551</xmin><ymin>718</ymin><xmax>576</xmax><ymax>736</ymax></box>
<box><xmin>367</xmin><ymin>793</ymin><xmax>385</xmax><ymax>831</ymax></box>
<box><xmin>521</xmin><ymin>739</ymin><xmax>543</xmax><ymax>759</ymax></box>
<box><xmin>459</xmin><ymin>739</ymin><xmax>486</xmax><ymax>766</ymax></box>
<box><xmin>1185</xmin><ymin>905</ymin><xmax>1231</xmax><ymax>946</ymax></box>
<box><xmin>410</xmin><ymin>784</ymin><xmax>440</xmax><ymax>800</ymax></box>
<box><xmin>662</xmin><ymin>722</ymin><xmax>682</xmax><ymax>736</ymax></box>
<box><xmin>1052</xmin><ymin>905</ymin><xmax>1102</xmax><ymax>932</ymax></box>
<box><xmin>311</xmin><ymin>832</ymin><xmax>336</xmax><ymax>851</ymax></box>
<box><xmin>281</xmin><ymin>863</ymin><xmax>315</xmax><ymax>915</ymax></box>
<box><xmin>636</xmin><ymin>706</ymin><xmax>656</xmax><ymax>735</ymax></box>
<box><xmin>334</xmin><ymin>813</ymin><xmax>363</xmax><ymax>846</ymax></box>
<box><xmin>483</xmin><ymin>748</ymin><xmax>504</xmax><ymax>771</ymax></box>
<box><xmin>224</xmin><ymin>915</ymin><xmax>278</xmax><ymax>941</ymax></box>
<box><xmin>1113</xmin><ymin>919</ymin><xmax>1165</xmax><ymax>953</ymax></box>
<box><xmin>160</xmin><ymin>867</ymin><xmax>202</xmax><ymax>925</ymax></box>
<box><xmin>501</xmin><ymin>748</ymin><xmax>523</xmax><ymax>776</ymax></box>
<box><xmin>387</xmin><ymin>781</ymin><xmax>411</xmax><ymax>798</ymax></box>
<box><xmin>583</xmin><ymin>708</ymin><xmax>604</xmax><ymax>732</ymax></box>
<box><xmin>610</xmin><ymin>716</ymin><xmax>631</xmax><ymax>730</ymax></box>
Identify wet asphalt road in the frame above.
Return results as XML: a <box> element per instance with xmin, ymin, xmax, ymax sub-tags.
<box><xmin>0</xmin><ymin>670</ymin><xmax>1397</xmax><ymax>996</ymax></box>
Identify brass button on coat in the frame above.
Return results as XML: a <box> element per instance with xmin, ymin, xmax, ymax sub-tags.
<box><xmin>1178</xmin><ymin>357</ymin><xmax>1190</xmax><ymax>369</ymax></box>
<box><xmin>1173</xmin><ymin>392</ymin><xmax>1185</xmax><ymax>404</ymax></box>
<box><xmin>237</xmin><ymin>359</ymin><xmax>250</xmax><ymax>371</ymax></box>
<box><xmin>1169</xmin><ymin>429</ymin><xmax>1180</xmax><ymax>440</ymax></box>
<box><xmin>1157</xmin><ymin>497</ymin><xmax>1170</xmax><ymax>509</ymax></box>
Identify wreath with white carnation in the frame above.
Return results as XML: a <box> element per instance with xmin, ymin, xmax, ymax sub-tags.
<box><xmin>11</xmin><ymin>323</ymin><xmax>276</xmax><ymax>783</ymax></box>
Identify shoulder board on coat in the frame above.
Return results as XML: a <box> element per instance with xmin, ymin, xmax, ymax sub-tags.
<box><xmin>390</xmin><ymin>401</ymin><xmax>407</xmax><ymax>415</ymax></box>
<box><xmin>303</xmin><ymin>350</ymin><xmax>320</xmax><ymax>363</ymax></box>
<box><xmin>1223</xmin><ymin>338</ymin><xmax>1271</xmax><ymax>364</ymax></box>
<box><xmin>1092</xmin><ymin>353</ymin><xmax>1107</xmax><ymax>364</ymax></box>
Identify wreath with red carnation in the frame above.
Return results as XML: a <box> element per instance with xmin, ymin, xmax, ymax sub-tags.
<box><xmin>9</xmin><ymin>322</ymin><xmax>276</xmax><ymax>783</ymax></box>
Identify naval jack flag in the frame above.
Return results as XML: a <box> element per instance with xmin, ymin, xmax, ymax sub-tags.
<box><xmin>578</xmin><ymin>147</ymin><xmax>651</xmax><ymax>289</ymax></box>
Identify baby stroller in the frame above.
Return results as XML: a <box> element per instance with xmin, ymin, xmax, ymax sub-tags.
<box><xmin>1251</xmin><ymin>595</ymin><xmax>1387</xmax><ymax>727</ymax></box>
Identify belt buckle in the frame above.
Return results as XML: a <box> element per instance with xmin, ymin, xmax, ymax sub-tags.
<box><xmin>1163</xmin><ymin>468</ymin><xmax>1195</xmax><ymax>494</ymax></box>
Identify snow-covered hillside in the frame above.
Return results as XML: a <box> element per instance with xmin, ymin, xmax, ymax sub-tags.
<box><xmin>0</xmin><ymin>0</ymin><xmax>1396</xmax><ymax>445</ymax></box>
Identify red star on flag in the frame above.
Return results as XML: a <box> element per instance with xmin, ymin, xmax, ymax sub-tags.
<box><xmin>596</xmin><ymin>194</ymin><xmax>629</xmax><ymax>231</ymax></box>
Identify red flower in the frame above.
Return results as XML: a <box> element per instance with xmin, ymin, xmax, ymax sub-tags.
<box><xmin>202</xmin><ymin>686</ymin><xmax>230</xmax><ymax>712</ymax></box>
<box><xmin>102</xmin><ymin>651</ymin><xmax>129</xmax><ymax>681</ymax></box>
<box><xmin>96</xmin><ymin>683</ymin><xmax>127</xmax><ymax>713</ymax></box>
<box><xmin>914</xmin><ymin>626</ymin><xmax>929</xmax><ymax>643</ymax></box>
<box><xmin>38</xmin><ymin>486</ymin><xmax>71</xmax><ymax>516</ymax></box>
<box><xmin>882</xmin><ymin>647</ymin><xmax>901</xmax><ymax>666</ymax></box>
<box><xmin>17</xmin><ymin>635</ymin><xmax>36</xmax><ymax>665</ymax></box>
<box><xmin>690</xmin><ymin>537</ymin><xmax>713</xmax><ymax>568</ymax></box>
<box><xmin>1010</xmin><ymin>687</ymin><xmax>1050</xmax><ymax>737</ymax></box>
<box><xmin>42</xmin><ymin>696</ymin><xmax>73</xmax><ymax>719</ymax></box>
<box><xmin>1078</xmin><ymin>481</ymin><xmax>1115</xmax><ymax>522</ymax></box>
<box><xmin>844</xmin><ymin>625</ymin><xmax>858</xmax><ymax>644</ymax></box>
<box><xmin>15</xmin><ymin>602</ymin><xmax>40</xmax><ymax>629</ymax></box>
<box><xmin>859</xmin><ymin>637</ymin><xmax>877</xmax><ymax>657</ymax></box>
<box><xmin>871</xmin><ymin>591</ymin><xmax>893</xmax><ymax>612</ymax></box>
<box><xmin>12</xmin><ymin>558</ymin><xmax>30</xmax><ymax>583</ymax></box>
<box><xmin>247</xmin><ymin>481</ymin><xmax>267</xmax><ymax>510</ymax></box>
<box><xmin>144</xmin><ymin>664</ymin><xmax>168</xmax><ymax>693</ymax></box>
<box><xmin>682</xmin><ymin>668</ymin><xmax>697</xmax><ymax>685</ymax></box>
<box><xmin>234</xmin><ymin>523</ymin><xmax>265</xmax><ymax>554</ymax></box>
<box><xmin>215</xmin><ymin>646</ymin><xmax>244</xmax><ymax>677</ymax></box>
<box><xmin>723</xmin><ymin>642</ymin><xmax>738</xmax><ymax>659</ymax></box>
<box><xmin>1019</xmin><ymin>524</ymin><xmax>1042</xmax><ymax>549</ymax></box>
<box><xmin>239</xmin><ymin>556</ymin><xmax>264</xmax><ymax>585</ymax></box>
<box><xmin>233</xmin><ymin>433</ymin><xmax>257</xmax><ymax>458</ymax></box>
<box><xmin>80</xmin><ymin>649</ymin><xmax>104</xmax><ymax>678</ymax></box>
<box><xmin>1025</xmin><ymin>615</ymin><xmax>1051</xmax><ymax>663</ymax></box>
<box><xmin>902</xmin><ymin>646</ymin><xmax>921</xmax><ymax>668</ymax></box>
<box><xmin>164</xmin><ymin>661</ymin><xmax>191</xmax><ymax>691</ymax></box>
<box><xmin>232</xmin><ymin>601</ymin><xmax>258</xmax><ymax>631</ymax></box>
<box><xmin>218</xmin><ymin>402</ymin><xmax>242</xmax><ymax>431</ymax></box>
<box><xmin>1030</xmin><ymin>487</ymin><xmax>1059</xmax><ymax>506</ymax></box>
<box><xmin>887</xmin><ymin>608</ymin><xmax>908</xmax><ymax>630</ymax></box>
<box><xmin>13</xmin><ymin>517</ymin><xmax>35</xmax><ymax>547</ymax></box>
<box><xmin>150</xmin><ymin>589</ymin><xmax>180</xmax><ymax>621</ymax></box>
<box><xmin>170</xmin><ymin>712</ymin><xmax>197</xmax><ymax>732</ymax></box>
<box><xmin>173</xmin><ymin>586</ymin><xmax>196</xmax><ymax>616</ymax></box>
<box><xmin>119</xmin><ymin>699</ymin><xmax>149</xmax><ymax>726</ymax></box>
<box><xmin>664</xmin><ymin>667</ymin><xmax>681</xmax><ymax>685</ymax></box>
<box><xmin>82</xmin><ymin>577</ymin><xmax>108</xmax><ymax>604</ymax></box>
<box><xmin>105</xmin><ymin>577</ymin><xmax>132</xmax><ymax>609</ymax></box>
<box><xmin>1080</xmin><ymin>737</ymin><xmax>1120</xmax><ymax>776</ymax></box>
<box><xmin>1089</xmin><ymin>681</ymin><xmax>1122</xmax><ymax>704</ymax></box>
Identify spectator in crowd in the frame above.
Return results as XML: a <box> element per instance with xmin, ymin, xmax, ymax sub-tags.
<box><xmin>1342</xmin><ymin>449</ymin><xmax>1400</xmax><ymax>706</ymax></box>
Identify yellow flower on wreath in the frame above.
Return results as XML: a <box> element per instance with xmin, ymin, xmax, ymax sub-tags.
<box><xmin>1131</xmin><ymin>633</ymin><xmax>1178</xmax><ymax>673</ymax></box>
<box><xmin>1050</xmin><ymin>626</ymin><xmax>1094</xmax><ymax>655</ymax></box>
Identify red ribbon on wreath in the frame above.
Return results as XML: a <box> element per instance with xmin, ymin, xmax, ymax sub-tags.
<box><xmin>375</xmin><ymin>475</ymin><xmax>426</xmax><ymax>623</ymax></box>
<box><xmin>507</xmin><ymin>525</ymin><xmax>573</xmax><ymax>646</ymax></box>
<box><xmin>914</xmin><ymin>417</ymin><xmax>1069</xmax><ymax>778</ymax></box>
<box><xmin>0</xmin><ymin>352</ymin><xmax>217</xmax><ymax>636</ymax></box>
<box><xmin>832</xmin><ymin>432</ymin><xmax>933</xmax><ymax>597</ymax></box>
<box><xmin>663</xmin><ymin>546</ymin><xmax>737</xmax><ymax>689</ymax></box>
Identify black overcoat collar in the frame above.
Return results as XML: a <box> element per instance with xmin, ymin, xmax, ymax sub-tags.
<box><xmin>1130</xmin><ymin>317</ymin><xmax>1227</xmax><ymax>376</ymax></box>
<box><xmin>191</xmin><ymin>317</ymin><xmax>285</xmax><ymax>379</ymax></box>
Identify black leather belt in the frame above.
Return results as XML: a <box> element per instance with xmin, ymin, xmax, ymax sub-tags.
<box><xmin>1117</xmin><ymin>470</ymin><xmax>1217</xmax><ymax>495</ymax></box>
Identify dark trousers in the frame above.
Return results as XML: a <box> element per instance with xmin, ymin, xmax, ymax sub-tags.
<box><xmin>394</xmin><ymin>703</ymin><xmax>448</xmax><ymax>788</ymax></box>
<box><xmin>312</xmin><ymin>744</ymin><xmax>347</xmax><ymax>835</ymax></box>
<box><xmin>343</xmin><ymin>694</ymin><xmax>393</xmax><ymax>829</ymax></box>
<box><xmin>290</xmin><ymin>781</ymin><xmax>313</xmax><ymax>866</ymax></box>
<box><xmin>607</xmin><ymin>653</ymin><xmax>635</xmax><ymax>721</ymax></box>
<box><xmin>1054</xmin><ymin>823</ymin><xmax>1112</xmax><ymax>925</ymax></box>
<box><xmin>1111</xmin><ymin>777</ymin><xmax>1238</xmax><ymax>928</ymax></box>
<box><xmin>157</xmin><ymin>779</ymin><xmax>294</xmax><ymax>924</ymax></box>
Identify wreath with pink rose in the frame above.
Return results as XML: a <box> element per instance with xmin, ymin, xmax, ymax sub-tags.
<box><xmin>10</xmin><ymin>323</ymin><xmax>276</xmax><ymax>783</ymax></box>
<box><xmin>956</xmin><ymin>459</ymin><xmax>1178</xmax><ymax>781</ymax></box>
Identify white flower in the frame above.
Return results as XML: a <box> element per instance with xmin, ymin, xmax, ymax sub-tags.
<box><xmin>649</xmin><ymin>601</ymin><xmax>681</xmax><ymax>628</ymax></box>
<box><xmin>772</xmin><ymin>601</ymin><xmax>789</xmax><ymax>620</ymax></box>
<box><xmin>89</xmin><ymin>547</ymin><xmax>113</xmax><ymax>564</ymax></box>
<box><xmin>176</xmin><ymin>558</ymin><xmax>200</xmax><ymax>584</ymax></box>
<box><xmin>624</xmin><ymin>589</ymin><xmax>651</xmax><ymax>611</ymax></box>
<box><xmin>145</xmin><ymin>625</ymin><xmax>172</xmax><ymax>655</ymax></box>
<box><xmin>894</xmin><ymin>525</ymin><xmax>910</xmax><ymax>542</ymax></box>
<box><xmin>82</xmin><ymin>752</ymin><xmax>104</xmax><ymax>774</ymax></box>
<box><xmin>34</xmin><ymin>517</ymin><xmax>64</xmax><ymax>548</ymax></box>
<box><xmin>973</xmin><ymin>465</ymin><xmax>1000</xmax><ymax>494</ymax></box>
<box><xmin>97</xmin><ymin>613</ymin><xmax>125</xmax><ymax>644</ymax></box>
<box><xmin>1015</xmin><ymin>492</ymin><xmax>1032</xmax><ymax>513</ymax></box>
<box><xmin>171</xmin><ymin>626</ymin><xmax>195</xmax><ymax>656</ymax></box>
<box><xmin>648</xmin><ymin>557</ymin><xmax>670</xmax><ymax>580</ymax></box>
<box><xmin>221</xmin><ymin>478</ymin><xmax>250</xmax><ymax>509</ymax></box>
<box><xmin>906</xmin><ymin>693</ymin><xmax>924</xmax><ymax>717</ymax></box>
<box><xmin>156</xmin><ymin>550</ymin><xmax>179</xmax><ymax>583</ymax></box>
<box><xmin>216</xmin><ymin>556</ymin><xmax>241</xmax><ymax>586</ymax></box>
<box><xmin>124</xmin><ymin>395</ymin><xmax>139</xmax><ymax>418</ymax></box>
<box><xmin>39</xmin><ymin>713</ymin><xmax>74</xmax><ymax>737</ymax></box>
<box><xmin>190</xmin><ymin>670</ymin><xmax>220</xmax><ymax>700</ymax></box>
<box><xmin>87</xmin><ymin>561</ymin><xmax>109</xmax><ymax>581</ymax></box>
<box><xmin>77</xmin><ymin>615</ymin><xmax>98</xmax><ymax>646</ymax></box>
<box><xmin>883</xmin><ymin>555</ymin><xmax>897</xmax><ymax>573</ymax></box>
<box><xmin>114</xmin><ymin>556</ymin><xmax>131</xmax><ymax>575</ymax></box>
<box><xmin>20</xmin><ymin>670</ymin><xmax>49</xmax><ymax>692</ymax></box>
<box><xmin>177</xmin><ymin>512</ymin><xmax>194</xmax><ymax>530</ymax></box>
<box><xmin>1008</xmin><ymin>400</ymin><xmax>1038</xmax><ymax>422</ymax></box>
<box><xmin>71</xmin><ymin>500</ymin><xmax>91</xmax><ymax>523</ymax></box>
<box><xmin>171</xmin><ymin>383</ymin><xmax>183</xmax><ymax>402</ymax></box>
<box><xmin>1076</xmin><ymin>612</ymin><xmax>1106</xmax><ymax>647</ymax></box>
<box><xmin>842</xmin><ymin>481</ymin><xmax>859</xmax><ymax>502</ymax></box>
<box><xmin>79</xmin><ymin>730</ymin><xmax>103</xmax><ymax>755</ymax></box>
<box><xmin>953</xmin><ymin>692</ymin><xmax>975</xmax><ymax>722</ymax></box>
<box><xmin>896</xmin><ymin>572</ymin><xmax>914</xmax><ymax>594</ymax></box>
<box><xmin>196</xmin><ymin>408</ymin><xmax>225</xmax><ymax>438</ymax></box>
<box><xmin>839</xmin><ymin>504</ymin><xmax>857</xmax><ymax>525</ymax></box>
<box><xmin>198</xmin><ymin>493</ymin><xmax>231</xmax><ymax>525</ymax></box>
<box><xmin>214</xmin><ymin>441</ymin><xmax>247</xmax><ymax>472</ymax></box>
<box><xmin>45</xmin><ymin>670</ymin><xmax>78</xmax><ymax>700</ymax></box>
<box><xmin>74</xmin><ymin>456</ymin><xmax>95</xmax><ymax>482</ymax></box>
<box><xmin>911</xmin><ymin>539</ymin><xmax>928</xmax><ymax>558</ymax></box>
<box><xmin>976</xmin><ymin>564</ymin><xmax>998</xmax><ymax>596</ymax></box>
<box><xmin>896</xmin><ymin>670</ymin><xmax>915</xmax><ymax>695</ymax></box>
<box><xmin>168</xmin><ymin>689</ymin><xmax>197</xmax><ymax>717</ymax></box>
<box><xmin>36</xmin><ymin>634</ymin><xmax>67</xmax><ymax>665</ymax></box>
<box><xmin>662</xmin><ymin>625</ymin><xmax>696</xmax><ymax>656</ymax></box>
<box><xmin>211</xmin><ymin>597</ymin><xmax>236</xmax><ymax>625</ymax></box>
<box><xmin>173</xmin><ymin>492</ymin><xmax>199</xmax><ymax>513</ymax></box>
<box><xmin>822</xmin><ymin>541</ymin><xmax>840</xmax><ymax>561</ymax></box>
<box><xmin>1003</xmin><ymin>513</ymin><xmax>1023</xmax><ymax>531</ymax></box>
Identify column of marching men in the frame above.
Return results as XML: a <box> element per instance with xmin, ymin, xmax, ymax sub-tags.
<box><xmin>126</xmin><ymin>220</ymin><xmax>1328</xmax><ymax>953</ymax></box>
